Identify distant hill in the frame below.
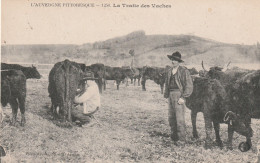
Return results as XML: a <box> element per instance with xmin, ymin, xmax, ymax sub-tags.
<box><xmin>2</xmin><ymin>31</ymin><xmax>260</xmax><ymax>68</ymax></box>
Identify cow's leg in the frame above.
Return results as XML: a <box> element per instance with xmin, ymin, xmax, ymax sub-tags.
<box><xmin>245</xmin><ymin>116</ymin><xmax>253</xmax><ymax>149</ymax></box>
<box><xmin>18</xmin><ymin>96</ymin><xmax>26</xmax><ymax>126</ymax></box>
<box><xmin>160</xmin><ymin>83</ymin><xmax>164</xmax><ymax>94</ymax></box>
<box><xmin>103</xmin><ymin>79</ymin><xmax>106</xmax><ymax>90</ymax></box>
<box><xmin>98</xmin><ymin>79</ymin><xmax>102</xmax><ymax>93</ymax></box>
<box><xmin>67</xmin><ymin>100</ymin><xmax>72</xmax><ymax>122</ymax></box>
<box><xmin>53</xmin><ymin>104</ymin><xmax>59</xmax><ymax>118</ymax></box>
<box><xmin>246</xmin><ymin>137</ymin><xmax>252</xmax><ymax>150</ymax></box>
<box><xmin>227</xmin><ymin>124</ymin><xmax>234</xmax><ymax>150</ymax></box>
<box><xmin>203</xmin><ymin>110</ymin><xmax>213</xmax><ymax>149</ymax></box>
<box><xmin>131</xmin><ymin>78</ymin><xmax>133</xmax><ymax>84</ymax></box>
<box><xmin>191</xmin><ymin>110</ymin><xmax>199</xmax><ymax>139</ymax></box>
<box><xmin>116</xmin><ymin>80</ymin><xmax>120</xmax><ymax>90</ymax></box>
<box><xmin>134</xmin><ymin>78</ymin><xmax>136</xmax><ymax>86</ymax></box>
<box><xmin>141</xmin><ymin>79</ymin><xmax>146</xmax><ymax>91</ymax></box>
<box><xmin>138</xmin><ymin>78</ymin><xmax>140</xmax><ymax>86</ymax></box>
<box><xmin>213</xmin><ymin>120</ymin><xmax>223</xmax><ymax>149</ymax></box>
<box><xmin>125</xmin><ymin>77</ymin><xmax>129</xmax><ymax>87</ymax></box>
<box><xmin>9</xmin><ymin>97</ymin><xmax>18</xmax><ymax>126</ymax></box>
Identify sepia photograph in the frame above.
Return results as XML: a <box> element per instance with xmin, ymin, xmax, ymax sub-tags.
<box><xmin>1</xmin><ymin>0</ymin><xmax>260</xmax><ymax>162</ymax></box>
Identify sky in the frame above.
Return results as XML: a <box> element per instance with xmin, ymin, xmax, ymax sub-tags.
<box><xmin>2</xmin><ymin>0</ymin><xmax>260</xmax><ymax>45</ymax></box>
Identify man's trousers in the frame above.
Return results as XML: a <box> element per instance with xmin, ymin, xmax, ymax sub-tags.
<box><xmin>168</xmin><ymin>90</ymin><xmax>186</xmax><ymax>141</ymax></box>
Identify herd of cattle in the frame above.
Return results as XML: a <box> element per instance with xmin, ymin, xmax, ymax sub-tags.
<box><xmin>1</xmin><ymin>59</ymin><xmax>259</xmax><ymax>151</ymax></box>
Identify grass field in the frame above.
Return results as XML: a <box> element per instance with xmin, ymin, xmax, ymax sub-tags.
<box><xmin>1</xmin><ymin>79</ymin><xmax>260</xmax><ymax>162</ymax></box>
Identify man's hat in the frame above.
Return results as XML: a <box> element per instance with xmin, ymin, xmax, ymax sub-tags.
<box><xmin>82</xmin><ymin>71</ymin><xmax>99</xmax><ymax>81</ymax></box>
<box><xmin>167</xmin><ymin>51</ymin><xmax>184</xmax><ymax>62</ymax></box>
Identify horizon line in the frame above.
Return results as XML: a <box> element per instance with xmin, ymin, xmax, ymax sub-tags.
<box><xmin>1</xmin><ymin>32</ymin><xmax>257</xmax><ymax>46</ymax></box>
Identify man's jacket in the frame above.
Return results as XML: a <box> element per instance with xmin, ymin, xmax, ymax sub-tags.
<box><xmin>74</xmin><ymin>81</ymin><xmax>100</xmax><ymax>114</ymax></box>
<box><xmin>164</xmin><ymin>66</ymin><xmax>193</xmax><ymax>99</ymax></box>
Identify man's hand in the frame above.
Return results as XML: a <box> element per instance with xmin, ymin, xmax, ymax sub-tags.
<box><xmin>76</xmin><ymin>87</ymin><xmax>86</xmax><ymax>97</ymax></box>
<box><xmin>178</xmin><ymin>98</ymin><xmax>185</xmax><ymax>105</ymax></box>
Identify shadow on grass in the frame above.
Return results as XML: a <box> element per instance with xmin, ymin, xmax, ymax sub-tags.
<box><xmin>34</xmin><ymin>104</ymin><xmax>75</xmax><ymax>128</ymax></box>
<box><xmin>148</xmin><ymin>130</ymin><xmax>170</xmax><ymax>138</ymax></box>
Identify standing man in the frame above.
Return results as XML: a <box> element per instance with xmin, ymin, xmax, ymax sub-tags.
<box><xmin>164</xmin><ymin>51</ymin><xmax>193</xmax><ymax>145</ymax></box>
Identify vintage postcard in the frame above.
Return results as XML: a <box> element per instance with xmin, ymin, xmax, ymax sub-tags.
<box><xmin>1</xmin><ymin>0</ymin><xmax>260</xmax><ymax>162</ymax></box>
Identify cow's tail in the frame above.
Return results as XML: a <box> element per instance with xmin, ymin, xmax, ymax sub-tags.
<box><xmin>63</xmin><ymin>60</ymin><xmax>72</xmax><ymax>122</ymax></box>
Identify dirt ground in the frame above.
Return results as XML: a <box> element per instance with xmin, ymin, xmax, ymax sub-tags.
<box><xmin>1</xmin><ymin>79</ymin><xmax>260</xmax><ymax>162</ymax></box>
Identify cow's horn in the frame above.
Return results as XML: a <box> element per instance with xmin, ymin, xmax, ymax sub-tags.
<box><xmin>222</xmin><ymin>61</ymin><xmax>231</xmax><ymax>71</ymax></box>
<box><xmin>223</xmin><ymin>111</ymin><xmax>236</xmax><ymax>122</ymax></box>
<box><xmin>201</xmin><ymin>61</ymin><xmax>208</xmax><ymax>71</ymax></box>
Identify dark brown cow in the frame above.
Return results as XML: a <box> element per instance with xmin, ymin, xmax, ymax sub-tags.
<box><xmin>200</xmin><ymin>61</ymin><xmax>258</xmax><ymax>151</ymax></box>
<box><xmin>142</xmin><ymin>65</ymin><xmax>198</xmax><ymax>94</ymax></box>
<box><xmin>1</xmin><ymin>70</ymin><xmax>27</xmax><ymax>126</ymax></box>
<box><xmin>48</xmin><ymin>59</ymin><xmax>87</xmax><ymax>122</ymax></box>
<box><xmin>186</xmin><ymin>77</ymin><xmax>253</xmax><ymax>150</ymax></box>
<box><xmin>104</xmin><ymin>66</ymin><xmax>128</xmax><ymax>90</ymax></box>
<box><xmin>1</xmin><ymin>63</ymin><xmax>41</xmax><ymax>79</ymax></box>
<box><xmin>141</xmin><ymin>66</ymin><xmax>166</xmax><ymax>94</ymax></box>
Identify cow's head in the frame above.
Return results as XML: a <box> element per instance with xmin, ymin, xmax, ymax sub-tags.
<box><xmin>224</xmin><ymin>111</ymin><xmax>253</xmax><ymax>137</ymax></box>
<box><xmin>24</xmin><ymin>65</ymin><xmax>41</xmax><ymax>79</ymax></box>
<box><xmin>188</xmin><ymin>68</ymin><xmax>199</xmax><ymax>75</ymax></box>
<box><xmin>200</xmin><ymin>61</ymin><xmax>231</xmax><ymax>78</ymax></box>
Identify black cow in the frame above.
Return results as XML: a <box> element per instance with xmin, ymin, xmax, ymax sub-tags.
<box><xmin>141</xmin><ymin>65</ymin><xmax>198</xmax><ymax>94</ymax></box>
<box><xmin>141</xmin><ymin>66</ymin><xmax>166</xmax><ymax>94</ymax></box>
<box><xmin>186</xmin><ymin>77</ymin><xmax>253</xmax><ymax>150</ymax></box>
<box><xmin>82</xmin><ymin>63</ymin><xmax>105</xmax><ymax>93</ymax></box>
<box><xmin>200</xmin><ymin>61</ymin><xmax>258</xmax><ymax>151</ymax></box>
<box><xmin>1</xmin><ymin>63</ymin><xmax>41</xmax><ymax>79</ymax></box>
<box><xmin>104</xmin><ymin>66</ymin><xmax>128</xmax><ymax>90</ymax></box>
<box><xmin>1</xmin><ymin>70</ymin><xmax>27</xmax><ymax>126</ymax></box>
<box><xmin>48</xmin><ymin>59</ymin><xmax>86</xmax><ymax>122</ymax></box>
<box><xmin>225</xmin><ymin>70</ymin><xmax>260</xmax><ymax>150</ymax></box>
<box><xmin>231</xmin><ymin>70</ymin><xmax>260</xmax><ymax>118</ymax></box>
